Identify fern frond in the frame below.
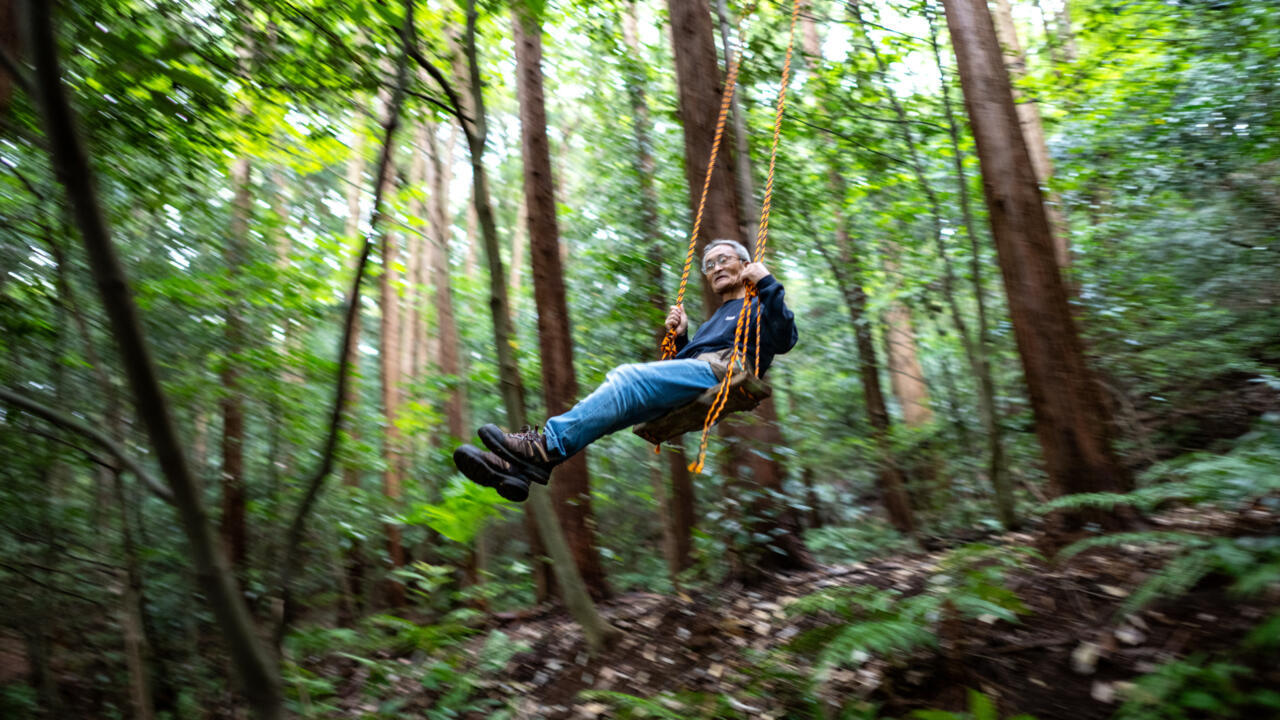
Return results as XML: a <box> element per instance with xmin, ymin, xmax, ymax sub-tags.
<box><xmin>1059</xmin><ymin>531</ymin><xmax>1208</xmax><ymax>559</ymax></box>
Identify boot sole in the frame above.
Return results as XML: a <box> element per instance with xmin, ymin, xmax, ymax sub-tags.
<box><xmin>453</xmin><ymin>445</ymin><xmax>531</xmax><ymax>502</ymax></box>
<box><xmin>478</xmin><ymin>425</ymin><xmax>551</xmax><ymax>485</ymax></box>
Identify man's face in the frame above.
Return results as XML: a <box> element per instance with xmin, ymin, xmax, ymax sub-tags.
<box><xmin>703</xmin><ymin>246</ymin><xmax>744</xmax><ymax>295</ymax></box>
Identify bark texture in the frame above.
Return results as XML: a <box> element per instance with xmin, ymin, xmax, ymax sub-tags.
<box><xmin>941</xmin><ymin>0</ymin><xmax>1133</xmax><ymax>513</ymax></box>
<box><xmin>990</xmin><ymin>0</ymin><xmax>1070</xmax><ymax>272</ymax></box>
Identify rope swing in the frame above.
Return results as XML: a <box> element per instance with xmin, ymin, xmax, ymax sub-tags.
<box><xmin>642</xmin><ymin>0</ymin><xmax>803</xmax><ymax>474</ymax></box>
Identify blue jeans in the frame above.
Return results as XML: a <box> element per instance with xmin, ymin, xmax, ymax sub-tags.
<box><xmin>543</xmin><ymin>359</ymin><xmax>719</xmax><ymax>459</ymax></box>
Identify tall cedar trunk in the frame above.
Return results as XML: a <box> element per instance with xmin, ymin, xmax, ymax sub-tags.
<box><xmin>379</xmin><ymin>160</ymin><xmax>407</xmax><ymax>606</ymax></box>
<box><xmin>221</xmin><ymin>152</ymin><xmax>249</xmax><ymax>572</ymax></box>
<box><xmin>425</xmin><ymin>121</ymin><xmax>468</xmax><ymax>440</ymax></box>
<box><xmin>665</xmin><ymin>0</ymin><xmax>814</xmax><ymax>573</ymax></box>
<box><xmin>666</xmin><ymin>0</ymin><xmax>812</xmax><ymax>577</ymax></box>
<box><xmin>621</xmin><ymin>0</ymin><xmax>695</xmax><ymax>575</ymax></box>
<box><xmin>338</xmin><ymin>126</ymin><xmax>366</xmax><ymax>622</ymax></box>
<box><xmin>885</xmin><ymin>301</ymin><xmax>932</xmax><ymax>427</ymax></box>
<box><xmin>23</xmin><ymin>1</ymin><xmax>285</xmax><ymax>714</ymax></box>
<box><xmin>824</xmin><ymin>199</ymin><xmax>915</xmax><ymax>533</ymax></box>
<box><xmin>221</xmin><ymin>35</ymin><xmax>253</xmax><ymax>570</ymax></box>
<box><xmin>926</xmin><ymin>2</ymin><xmax>1013</xmax><ymax>528</ymax></box>
<box><xmin>714</xmin><ymin>0</ymin><xmax>758</xmax><ymax>228</ymax></box>
<box><xmin>941</xmin><ymin>0</ymin><xmax>1133</xmax><ymax>521</ymax></box>
<box><xmin>509</xmin><ymin>195</ymin><xmax>527</xmax><ymax>303</ymax></box>
<box><xmin>990</xmin><ymin>0</ymin><xmax>1069</xmax><ymax>272</ymax></box>
<box><xmin>512</xmin><ymin>6</ymin><xmax>610</xmax><ymax>599</ymax></box>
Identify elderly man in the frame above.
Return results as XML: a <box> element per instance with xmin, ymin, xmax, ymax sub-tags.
<box><xmin>453</xmin><ymin>238</ymin><xmax>798</xmax><ymax>501</ymax></box>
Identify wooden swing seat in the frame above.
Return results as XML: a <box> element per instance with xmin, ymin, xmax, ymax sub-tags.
<box><xmin>633</xmin><ymin>372</ymin><xmax>772</xmax><ymax>445</ymax></box>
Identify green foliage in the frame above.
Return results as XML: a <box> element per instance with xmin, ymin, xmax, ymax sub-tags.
<box><xmin>578</xmin><ymin>689</ymin><xmax>759</xmax><ymax>720</ymax></box>
<box><xmin>1041</xmin><ymin>418</ymin><xmax>1280</xmax><ymax>516</ymax></box>
<box><xmin>804</xmin><ymin>517</ymin><xmax>916</xmax><ymax>565</ymax></box>
<box><xmin>789</xmin><ymin>544</ymin><xmax>1035</xmax><ymax>674</ymax></box>
<box><xmin>1114</xmin><ymin>654</ymin><xmax>1280</xmax><ymax>720</ymax></box>
<box><xmin>401</xmin><ymin>477</ymin><xmax>510</xmax><ymax>544</ymax></box>
<box><xmin>911</xmin><ymin>689</ymin><xmax>1037</xmax><ymax>720</ymax></box>
<box><xmin>1059</xmin><ymin>533</ymin><xmax>1280</xmax><ymax>616</ymax></box>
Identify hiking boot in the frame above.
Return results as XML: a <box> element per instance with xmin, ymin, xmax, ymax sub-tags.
<box><xmin>452</xmin><ymin>444</ymin><xmax>531</xmax><ymax>502</ymax></box>
<box><xmin>477</xmin><ymin>424</ymin><xmax>558</xmax><ymax>485</ymax></box>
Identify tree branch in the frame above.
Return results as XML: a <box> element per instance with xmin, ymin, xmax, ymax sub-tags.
<box><xmin>1</xmin><ymin>388</ymin><xmax>173</xmax><ymax>503</ymax></box>
<box><xmin>793</xmin><ymin>115</ymin><xmax>910</xmax><ymax>166</ymax></box>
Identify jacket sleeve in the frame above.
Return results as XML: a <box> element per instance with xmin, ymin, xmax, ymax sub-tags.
<box><xmin>753</xmin><ymin>274</ymin><xmax>798</xmax><ymax>355</ymax></box>
<box><xmin>674</xmin><ymin>329</ymin><xmax>689</xmax><ymax>353</ymax></box>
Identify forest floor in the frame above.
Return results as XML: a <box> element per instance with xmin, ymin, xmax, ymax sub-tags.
<box><xmin>306</xmin><ymin>502</ymin><xmax>1280</xmax><ymax>719</ymax></box>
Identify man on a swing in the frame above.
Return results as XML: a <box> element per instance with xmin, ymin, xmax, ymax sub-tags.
<box><xmin>453</xmin><ymin>238</ymin><xmax>798</xmax><ymax>501</ymax></box>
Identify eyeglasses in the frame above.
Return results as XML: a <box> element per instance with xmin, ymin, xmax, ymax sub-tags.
<box><xmin>702</xmin><ymin>254</ymin><xmax>741</xmax><ymax>273</ymax></box>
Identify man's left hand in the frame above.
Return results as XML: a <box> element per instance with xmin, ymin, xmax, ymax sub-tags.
<box><xmin>742</xmin><ymin>262</ymin><xmax>770</xmax><ymax>284</ymax></box>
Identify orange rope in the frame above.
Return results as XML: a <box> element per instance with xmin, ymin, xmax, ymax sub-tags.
<box><xmin>661</xmin><ymin>36</ymin><xmax>742</xmax><ymax>361</ymax></box>
<box><xmin>689</xmin><ymin>0</ymin><xmax>802</xmax><ymax>474</ymax></box>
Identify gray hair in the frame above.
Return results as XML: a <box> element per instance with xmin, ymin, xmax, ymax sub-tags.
<box><xmin>703</xmin><ymin>238</ymin><xmax>750</xmax><ymax>264</ymax></box>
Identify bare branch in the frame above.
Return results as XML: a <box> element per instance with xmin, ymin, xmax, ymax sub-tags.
<box><xmin>0</xmin><ymin>388</ymin><xmax>173</xmax><ymax>503</ymax></box>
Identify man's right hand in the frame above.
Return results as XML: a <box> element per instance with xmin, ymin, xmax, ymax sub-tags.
<box><xmin>665</xmin><ymin>304</ymin><xmax>688</xmax><ymax>335</ymax></box>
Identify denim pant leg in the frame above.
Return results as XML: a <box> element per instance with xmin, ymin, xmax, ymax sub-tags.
<box><xmin>543</xmin><ymin>359</ymin><xmax>719</xmax><ymax>459</ymax></box>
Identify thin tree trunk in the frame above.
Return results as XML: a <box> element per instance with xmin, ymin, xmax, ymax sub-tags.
<box><xmin>513</xmin><ymin>4</ymin><xmax>611</xmax><ymax>599</ymax></box>
<box><xmin>884</xmin><ymin>301</ymin><xmax>932</xmax><ymax>427</ymax></box>
<box><xmin>941</xmin><ymin>0</ymin><xmax>1133</xmax><ymax>525</ymax></box>
<box><xmin>337</xmin><ymin>121</ymin><xmax>366</xmax><ymax>624</ymax></box>
<box><xmin>927</xmin><ymin>1</ymin><xmax>1013</xmax><ymax>527</ymax></box>
<box><xmin>820</xmin><ymin>201</ymin><xmax>916</xmax><ymax>534</ymax></box>
<box><xmin>23</xmin><ymin>1</ymin><xmax>284</xmax><ymax>714</ymax></box>
<box><xmin>714</xmin><ymin>0</ymin><xmax>758</xmax><ymax>229</ymax></box>
<box><xmin>438</xmin><ymin>0</ymin><xmax>614</xmax><ymax>647</ymax></box>
<box><xmin>426</xmin><ymin>120</ymin><xmax>469</xmax><ymax>440</ymax></box>
<box><xmin>509</xmin><ymin>195</ymin><xmax>527</xmax><ymax>302</ymax></box>
<box><xmin>620</xmin><ymin>0</ymin><xmax>696</xmax><ymax>575</ymax></box>
<box><xmin>115</xmin><ymin>470</ymin><xmax>156</xmax><ymax>720</ymax></box>
<box><xmin>379</xmin><ymin>160</ymin><xmax>407</xmax><ymax>606</ymax></box>
<box><xmin>221</xmin><ymin>151</ymin><xmax>250</xmax><ymax>573</ymax></box>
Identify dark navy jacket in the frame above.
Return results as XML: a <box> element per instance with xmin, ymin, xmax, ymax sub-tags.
<box><xmin>673</xmin><ymin>274</ymin><xmax>798</xmax><ymax>376</ymax></box>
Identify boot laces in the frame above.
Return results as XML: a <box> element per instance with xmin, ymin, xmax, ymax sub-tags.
<box><xmin>513</xmin><ymin>425</ymin><xmax>548</xmax><ymax>462</ymax></box>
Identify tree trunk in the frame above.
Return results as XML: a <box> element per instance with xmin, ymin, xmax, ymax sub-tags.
<box><xmin>378</xmin><ymin>159</ymin><xmax>407</xmax><ymax>606</ymax></box>
<box><xmin>24</xmin><ymin>1</ymin><xmax>284</xmax><ymax>714</ymax></box>
<box><xmin>990</xmin><ymin>0</ymin><xmax>1070</xmax><ymax>273</ymax></box>
<box><xmin>221</xmin><ymin>151</ymin><xmax>250</xmax><ymax>573</ymax></box>
<box><xmin>714</xmin><ymin>0</ymin><xmax>758</xmax><ymax>229</ymax></box>
<box><xmin>941</xmin><ymin>0</ymin><xmax>1133</xmax><ymax>520</ymax></box>
<box><xmin>513</xmin><ymin>4</ymin><xmax>610</xmax><ymax>599</ymax></box>
<box><xmin>927</xmin><ymin>1</ymin><xmax>1013</xmax><ymax>528</ymax></box>
<box><xmin>338</xmin><ymin>123</ymin><xmax>366</xmax><ymax>624</ymax></box>
<box><xmin>620</xmin><ymin>0</ymin><xmax>696</xmax><ymax>576</ymax></box>
<box><xmin>666</xmin><ymin>0</ymin><xmax>811</xmax><ymax>575</ymax></box>
<box><xmin>425</xmin><ymin>120</ymin><xmax>469</xmax><ymax>441</ymax></box>
<box><xmin>884</xmin><ymin>300</ymin><xmax>932</xmax><ymax>427</ymax></box>
<box><xmin>821</xmin><ymin>205</ymin><xmax>916</xmax><ymax>534</ymax></box>
<box><xmin>446</xmin><ymin>0</ymin><xmax>612</xmax><ymax>642</ymax></box>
